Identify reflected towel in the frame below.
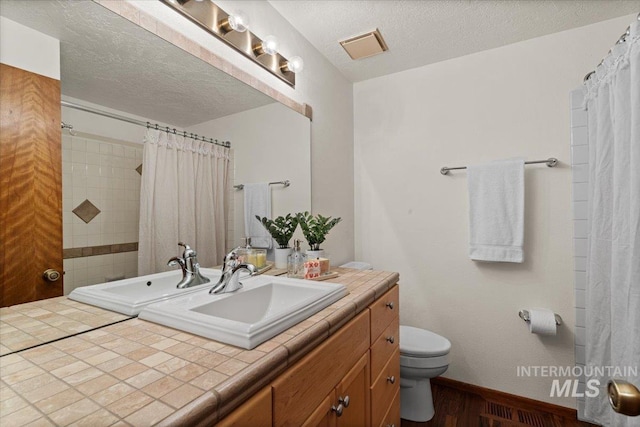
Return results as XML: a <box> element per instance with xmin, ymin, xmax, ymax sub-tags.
<box><xmin>243</xmin><ymin>183</ymin><xmax>272</xmax><ymax>248</ymax></box>
<box><xmin>467</xmin><ymin>158</ymin><xmax>525</xmax><ymax>263</ymax></box>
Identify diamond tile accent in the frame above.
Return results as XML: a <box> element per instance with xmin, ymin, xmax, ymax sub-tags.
<box><xmin>135</xmin><ymin>164</ymin><xmax>142</xmax><ymax>175</ymax></box>
<box><xmin>72</xmin><ymin>200</ymin><xmax>101</xmax><ymax>224</ymax></box>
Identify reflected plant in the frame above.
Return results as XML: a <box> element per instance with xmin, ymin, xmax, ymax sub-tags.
<box><xmin>255</xmin><ymin>214</ymin><xmax>299</xmax><ymax>249</ymax></box>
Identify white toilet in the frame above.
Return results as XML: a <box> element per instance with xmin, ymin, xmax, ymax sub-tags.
<box><xmin>399</xmin><ymin>325</ymin><xmax>451</xmax><ymax>422</ymax></box>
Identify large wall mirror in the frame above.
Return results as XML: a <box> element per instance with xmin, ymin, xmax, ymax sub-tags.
<box><xmin>1</xmin><ymin>0</ymin><xmax>311</xmax><ymax>299</ymax></box>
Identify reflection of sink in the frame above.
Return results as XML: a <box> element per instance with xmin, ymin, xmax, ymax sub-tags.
<box><xmin>139</xmin><ymin>275</ymin><xmax>348</xmax><ymax>349</ymax></box>
<box><xmin>68</xmin><ymin>268</ymin><xmax>222</xmax><ymax>316</ymax></box>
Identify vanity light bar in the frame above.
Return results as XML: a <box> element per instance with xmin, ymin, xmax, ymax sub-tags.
<box><xmin>161</xmin><ymin>0</ymin><xmax>298</xmax><ymax>87</ymax></box>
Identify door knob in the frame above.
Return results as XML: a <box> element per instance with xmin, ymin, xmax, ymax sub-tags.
<box><xmin>608</xmin><ymin>380</ymin><xmax>640</xmax><ymax>416</ymax></box>
<box><xmin>43</xmin><ymin>269</ymin><xmax>61</xmax><ymax>282</ymax></box>
<box><xmin>386</xmin><ymin>302</ymin><xmax>394</xmax><ymax>309</ymax></box>
<box><xmin>387</xmin><ymin>376</ymin><xmax>396</xmax><ymax>384</ymax></box>
<box><xmin>386</xmin><ymin>336</ymin><xmax>395</xmax><ymax>344</ymax></box>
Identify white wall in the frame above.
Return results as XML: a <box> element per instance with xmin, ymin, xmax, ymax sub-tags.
<box><xmin>128</xmin><ymin>0</ymin><xmax>355</xmax><ymax>265</ymax></box>
<box><xmin>0</xmin><ymin>16</ymin><xmax>60</xmax><ymax>79</ymax></box>
<box><xmin>354</xmin><ymin>15</ymin><xmax>633</xmax><ymax>408</ymax></box>
<box><xmin>188</xmin><ymin>103</ymin><xmax>311</xmax><ymax>249</ymax></box>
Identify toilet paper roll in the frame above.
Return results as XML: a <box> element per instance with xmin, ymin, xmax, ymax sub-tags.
<box><xmin>528</xmin><ymin>308</ymin><xmax>557</xmax><ymax>336</ymax></box>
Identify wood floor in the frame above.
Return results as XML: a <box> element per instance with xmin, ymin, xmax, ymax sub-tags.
<box><xmin>401</xmin><ymin>381</ymin><xmax>599</xmax><ymax>427</ymax></box>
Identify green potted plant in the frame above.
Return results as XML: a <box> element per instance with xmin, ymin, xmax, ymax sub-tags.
<box><xmin>296</xmin><ymin>211</ymin><xmax>342</xmax><ymax>259</ymax></box>
<box><xmin>255</xmin><ymin>214</ymin><xmax>298</xmax><ymax>268</ymax></box>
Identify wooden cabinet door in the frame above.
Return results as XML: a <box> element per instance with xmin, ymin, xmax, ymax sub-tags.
<box><xmin>217</xmin><ymin>386</ymin><xmax>272</xmax><ymax>427</ymax></box>
<box><xmin>302</xmin><ymin>391</ymin><xmax>336</xmax><ymax>427</ymax></box>
<box><xmin>336</xmin><ymin>352</ymin><xmax>370</xmax><ymax>427</ymax></box>
<box><xmin>0</xmin><ymin>64</ymin><xmax>63</xmax><ymax>307</ymax></box>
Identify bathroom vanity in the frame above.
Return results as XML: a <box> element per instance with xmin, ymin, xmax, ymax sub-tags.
<box><xmin>0</xmin><ymin>268</ymin><xmax>399</xmax><ymax>426</ymax></box>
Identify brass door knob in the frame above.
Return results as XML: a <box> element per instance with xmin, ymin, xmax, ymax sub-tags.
<box><xmin>608</xmin><ymin>380</ymin><xmax>640</xmax><ymax>416</ymax></box>
<box><xmin>43</xmin><ymin>269</ymin><xmax>61</xmax><ymax>282</ymax></box>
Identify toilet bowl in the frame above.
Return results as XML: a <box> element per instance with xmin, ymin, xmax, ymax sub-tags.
<box><xmin>399</xmin><ymin>325</ymin><xmax>451</xmax><ymax>422</ymax></box>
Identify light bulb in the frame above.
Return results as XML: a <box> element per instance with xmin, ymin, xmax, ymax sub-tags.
<box><xmin>228</xmin><ymin>12</ymin><xmax>249</xmax><ymax>33</ymax></box>
<box><xmin>262</xmin><ymin>35</ymin><xmax>279</xmax><ymax>56</ymax></box>
<box><xmin>285</xmin><ymin>56</ymin><xmax>304</xmax><ymax>73</ymax></box>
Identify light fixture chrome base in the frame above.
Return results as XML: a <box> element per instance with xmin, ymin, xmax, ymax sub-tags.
<box><xmin>162</xmin><ymin>0</ymin><xmax>296</xmax><ymax>87</ymax></box>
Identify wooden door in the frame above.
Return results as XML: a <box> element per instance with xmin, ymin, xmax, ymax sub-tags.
<box><xmin>336</xmin><ymin>352</ymin><xmax>370</xmax><ymax>427</ymax></box>
<box><xmin>0</xmin><ymin>63</ymin><xmax>63</xmax><ymax>306</ymax></box>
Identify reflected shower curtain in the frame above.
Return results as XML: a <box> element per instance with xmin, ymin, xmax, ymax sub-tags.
<box><xmin>583</xmin><ymin>19</ymin><xmax>639</xmax><ymax>427</ymax></box>
<box><xmin>138</xmin><ymin>129</ymin><xmax>231</xmax><ymax>275</ymax></box>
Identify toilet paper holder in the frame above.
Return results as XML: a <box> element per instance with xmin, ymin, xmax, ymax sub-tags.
<box><xmin>519</xmin><ymin>310</ymin><xmax>562</xmax><ymax>326</ymax></box>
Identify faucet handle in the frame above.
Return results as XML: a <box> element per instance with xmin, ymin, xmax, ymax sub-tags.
<box><xmin>178</xmin><ymin>242</ymin><xmax>196</xmax><ymax>258</ymax></box>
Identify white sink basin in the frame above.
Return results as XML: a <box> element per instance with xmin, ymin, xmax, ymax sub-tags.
<box><xmin>138</xmin><ymin>275</ymin><xmax>348</xmax><ymax>349</ymax></box>
<box><xmin>68</xmin><ymin>268</ymin><xmax>222</xmax><ymax>316</ymax></box>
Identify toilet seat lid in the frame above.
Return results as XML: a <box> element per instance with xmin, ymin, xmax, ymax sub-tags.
<box><xmin>400</xmin><ymin>325</ymin><xmax>451</xmax><ymax>357</ymax></box>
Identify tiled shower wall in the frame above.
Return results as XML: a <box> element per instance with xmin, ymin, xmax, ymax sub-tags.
<box><xmin>570</xmin><ymin>88</ymin><xmax>588</xmax><ymax>420</ymax></box>
<box><xmin>61</xmin><ymin>134</ymin><xmax>143</xmax><ymax>294</ymax></box>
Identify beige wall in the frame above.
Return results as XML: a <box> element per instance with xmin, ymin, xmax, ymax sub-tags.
<box><xmin>129</xmin><ymin>0</ymin><xmax>355</xmax><ymax>265</ymax></box>
<box><xmin>354</xmin><ymin>15</ymin><xmax>633</xmax><ymax>407</ymax></box>
<box><xmin>188</xmin><ymin>103</ymin><xmax>311</xmax><ymax>249</ymax></box>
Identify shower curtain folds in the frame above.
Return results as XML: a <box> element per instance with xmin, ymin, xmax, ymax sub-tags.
<box><xmin>138</xmin><ymin>128</ymin><xmax>231</xmax><ymax>275</ymax></box>
<box><xmin>583</xmin><ymin>17</ymin><xmax>639</xmax><ymax>427</ymax></box>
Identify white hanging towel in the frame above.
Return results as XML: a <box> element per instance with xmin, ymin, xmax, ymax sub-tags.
<box><xmin>467</xmin><ymin>158</ymin><xmax>525</xmax><ymax>263</ymax></box>
<box><xmin>243</xmin><ymin>183</ymin><xmax>272</xmax><ymax>249</ymax></box>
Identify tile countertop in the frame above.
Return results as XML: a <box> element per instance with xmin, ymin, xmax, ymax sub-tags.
<box><xmin>0</xmin><ymin>268</ymin><xmax>399</xmax><ymax>426</ymax></box>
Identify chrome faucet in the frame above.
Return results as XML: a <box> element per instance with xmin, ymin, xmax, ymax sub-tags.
<box><xmin>209</xmin><ymin>247</ymin><xmax>259</xmax><ymax>294</ymax></box>
<box><xmin>167</xmin><ymin>242</ymin><xmax>211</xmax><ymax>289</ymax></box>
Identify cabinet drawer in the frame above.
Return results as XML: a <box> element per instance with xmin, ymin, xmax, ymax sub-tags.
<box><xmin>379</xmin><ymin>388</ymin><xmax>400</xmax><ymax>427</ymax></box>
<box><xmin>370</xmin><ymin>315</ymin><xmax>399</xmax><ymax>383</ymax></box>
<box><xmin>370</xmin><ymin>285</ymin><xmax>399</xmax><ymax>344</ymax></box>
<box><xmin>370</xmin><ymin>348</ymin><xmax>400</xmax><ymax>427</ymax></box>
<box><xmin>272</xmin><ymin>310</ymin><xmax>370</xmax><ymax>427</ymax></box>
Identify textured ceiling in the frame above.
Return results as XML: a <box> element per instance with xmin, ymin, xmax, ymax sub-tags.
<box><xmin>269</xmin><ymin>0</ymin><xmax>639</xmax><ymax>82</ymax></box>
<box><xmin>0</xmin><ymin>0</ymin><xmax>274</xmax><ymax>127</ymax></box>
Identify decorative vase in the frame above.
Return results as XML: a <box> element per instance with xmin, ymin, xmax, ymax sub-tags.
<box><xmin>305</xmin><ymin>249</ymin><xmax>325</xmax><ymax>260</ymax></box>
<box><xmin>274</xmin><ymin>247</ymin><xmax>292</xmax><ymax>269</ymax></box>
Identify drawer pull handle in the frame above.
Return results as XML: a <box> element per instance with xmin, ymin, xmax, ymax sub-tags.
<box><xmin>387</xmin><ymin>375</ymin><xmax>396</xmax><ymax>384</ymax></box>
<box><xmin>331</xmin><ymin>403</ymin><xmax>344</xmax><ymax>417</ymax></box>
<box><xmin>386</xmin><ymin>302</ymin><xmax>394</xmax><ymax>309</ymax></box>
<box><xmin>386</xmin><ymin>336</ymin><xmax>395</xmax><ymax>344</ymax></box>
<box><xmin>385</xmin><ymin>424</ymin><xmax>396</xmax><ymax>427</ymax></box>
<box><xmin>339</xmin><ymin>395</ymin><xmax>350</xmax><ymax>408</ymax></box>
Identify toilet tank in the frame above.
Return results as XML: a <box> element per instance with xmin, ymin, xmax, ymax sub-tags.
<box><xmin>340</xmin><ymin>261</ymin><xmax>373</xmax><ymax>270</ymax></box>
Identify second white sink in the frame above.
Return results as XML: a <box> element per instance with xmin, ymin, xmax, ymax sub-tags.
<box><xmin>139</xmin><ymin>275</ymin><xmax>348</xmax><ymax>349</ymax></box>
<box><xmin>68</xmin><ymin>268</ymin><xmax>222</xmax><ymax>316</ymax></box>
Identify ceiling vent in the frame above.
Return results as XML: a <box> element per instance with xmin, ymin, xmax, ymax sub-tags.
<box><xmin>339</xmin><ymin>29</ymin><xmax>388</xmax><ymax>60</ymax></box>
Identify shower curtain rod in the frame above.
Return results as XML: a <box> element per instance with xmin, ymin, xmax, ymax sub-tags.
<box><xmin>60</xmin><ymin>100</ymin><xmax>231</xmax><ymax>148</ymax></box>
<box><xmin>584</xmin><ymin>12</ymin><xmax>640</xmax><ymax>82</ymax></box>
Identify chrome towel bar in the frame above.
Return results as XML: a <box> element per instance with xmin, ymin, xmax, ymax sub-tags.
<box><xmin>440</xmin><ymin>158</ymin><xmax>558</xmax><ymax>175</ymax></box>
<box><xmin>234</xmin><ymin>180</ymin><xmax>290</xmax><ymax>190</ymax></box>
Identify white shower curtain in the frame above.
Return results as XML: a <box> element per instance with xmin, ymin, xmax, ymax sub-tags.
<box><xmin>583</xmin><ymin>19</ymin><xmax>639</xmax><ymax>427</ymax></box>
<box><xmin>138</xmin><ymin>128</ymin><xmax>231</xmax><ymax>275</ymax></box>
